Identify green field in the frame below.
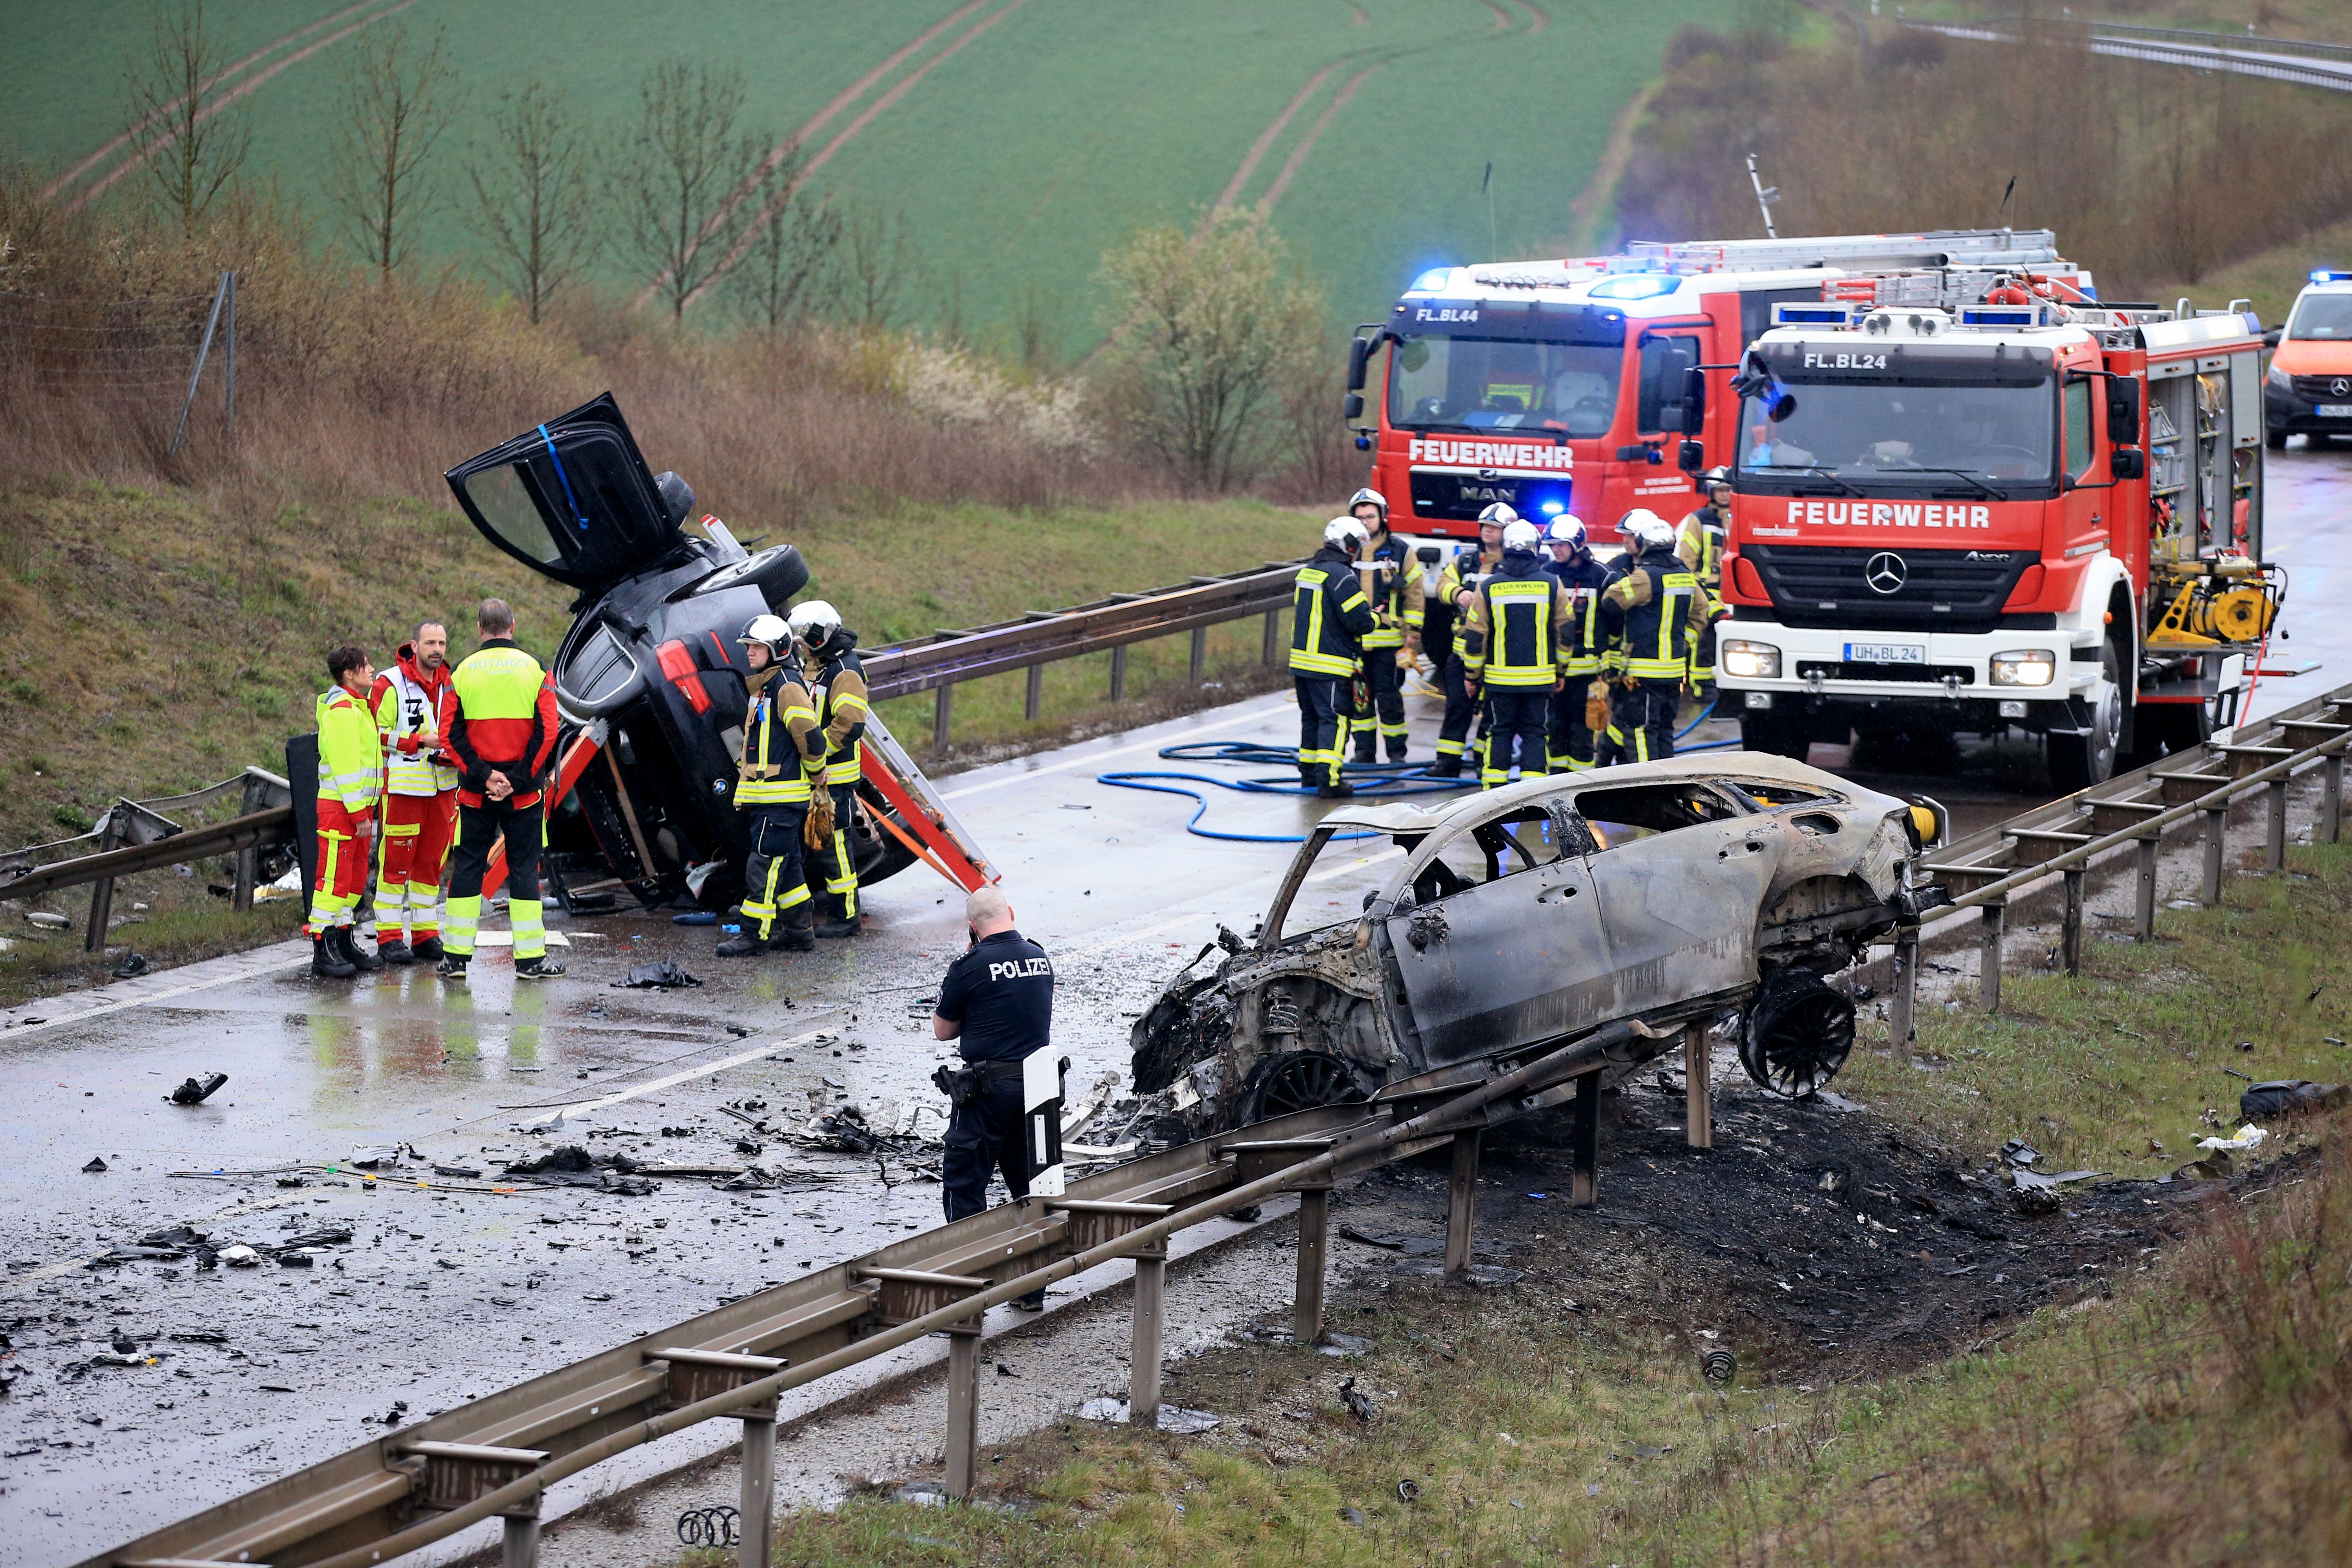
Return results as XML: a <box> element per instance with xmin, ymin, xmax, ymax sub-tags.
<box><xmin>0</xmin><ymin>0</ymin><xmax>1732</xmax><ymax>350</ymax></box>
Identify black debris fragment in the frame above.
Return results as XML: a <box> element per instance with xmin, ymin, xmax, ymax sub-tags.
<box><xmin>82</xmin><ymin>1156</ymin><xmax>107</xmax><ymax>1173</ymax></box>
<box><xmin>167</xmin><ymin>1073</ymin><xmax>228</xmax><ymax>1106</ymax></box>
<box><xmin>2238</xmin><ymin>1079</ymin><xmax>2347</xmax><ymax>1121</ymax></box>
<box><xmin>612</xmin><ymin>960</ymin><xmax>701</xmax><ymax>990</ymax></box>
<box><xmin>1339</xmin><ymin>1377</ymin><xmax>1379</xmax><ymax>1423</ymax></box>
<box><xmin>499</xmin><ymin>1144</ymin><xmax>659</xmax><ymax>1195</ymax></box>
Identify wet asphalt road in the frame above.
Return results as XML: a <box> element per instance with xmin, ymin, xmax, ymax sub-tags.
<box><xmin>0</xmin><ymin>691</ymin><xmax>1417</xmax><ymax>1565</ymax></box>
<box><xmin>0</xmin><ymin>438</ymin><xmax>2342</xmax><ymax>1562</ymax></box>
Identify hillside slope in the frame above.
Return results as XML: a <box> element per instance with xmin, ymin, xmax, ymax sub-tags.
<box><xmin>0</xmin><ymin>0</ymin><xmax>1731</xmax><ymax>347</ymax></box>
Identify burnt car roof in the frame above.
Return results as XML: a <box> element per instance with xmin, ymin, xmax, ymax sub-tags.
<box><xmin>1316</xmin><ymin>753</ymin><xmax>1896</xmax><ymax>837</ymax></box>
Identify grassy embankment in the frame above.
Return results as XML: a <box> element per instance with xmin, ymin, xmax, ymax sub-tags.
<box><xmin>0</xmin><ymin>481</ymin><xmax>1314</xmax><ymax>1005</ymax></box>
<box><xmin>733</xmin><ymin>842</ymin><xmax>2352</xmax><ymax>1566</ymax></box>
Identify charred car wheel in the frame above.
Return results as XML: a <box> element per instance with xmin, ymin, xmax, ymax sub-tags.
<box><xmin>1240</xmin><ymin>1051</ymin><xmax>1372</xmax><ymax>1122</ymax></box>
<box><xmin>1739</xmin><ymin>969</ymin><xmax>1855</xmax><ymax>1098</ymax></box>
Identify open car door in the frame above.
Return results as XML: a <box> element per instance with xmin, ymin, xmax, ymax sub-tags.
<box><xmin>1382</xmin><ymin>801</ymin><xmax>1612</xmax><ymax>1064</ymax></box>
<box><xmin>443</xmin><ymin>393</ymin><xmax>681</xmax><ymax>593</ymax></box>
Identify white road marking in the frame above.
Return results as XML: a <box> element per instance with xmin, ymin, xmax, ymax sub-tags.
<box><xmin>0</xmin><ymin>940</ymin><xmax>311</xmax><ymax>1041</ymax></box>
<box><xmin>519</xmin><ymin>1021</ymin><xmax>843</xmax><ymax>1119</ymax></box>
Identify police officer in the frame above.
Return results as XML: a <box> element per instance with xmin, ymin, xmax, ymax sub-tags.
<box><xmin>1542</xmin><ymin>515</ymin><xmax>1612</xmax><ymax>772</ymax></box>
<box><xmin>719</xmin><ymin>614</ymin><xmax>823</xmax><ymax>957</ymax></box>
<box><xmin>1460</xmin><ymin>519</ymin><xmax>1573</xmax><ymax>787</ymax></box>
<box><xmin>1676</xmin><ymin>467</ymin><xmax>1734</xmax><ymax>700</ymax></box>
<box><xmin>788</xmin><ymin>600</ymin><xmax>869</xmax><ymax>938</ymax></box>
<box><xmin>1427</xmin><ymin>504</ymin><xmax>1510</xmax><ymax>778</ymax></box>
<box><xmin>1601</xmin><ymin>510</ymin><xmax>1714</xmax><ymax>764</ymax></box>
<box><xmin>1345</xmin><ymin>488</ymin><xmax>1421</xmax><ymax>765</ymax></box>
<box><xmin>932</xmin><ymin>884</ymin><xmax>1056</xmax><ymax>1308</ymax></box>
<box><xmin>1291</xmin><ymin>517</ymin><xmax>1378</xmax><ymax>799</ymax></box>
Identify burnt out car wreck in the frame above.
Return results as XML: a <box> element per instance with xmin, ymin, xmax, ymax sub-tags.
<box><xmin>1130</xmin><ymin>755</ymin><xmax>1945</xmax><ymax>1134</ymax></box>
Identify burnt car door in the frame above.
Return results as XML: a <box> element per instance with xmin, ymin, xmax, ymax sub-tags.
<box><xmin>1382</xmin><ymin>800</ymin><xmax>1611</xmax><ymax>1063</ymax></box>
<box><xmin>443</xmin><ymin>392</ymin><xmax>681</xmax><ymax>593</ymax></box>
<box><xmin>1572</xmin><ymin>778</ymin><xmax>1769</xmax><ymax>1008</ymax></box>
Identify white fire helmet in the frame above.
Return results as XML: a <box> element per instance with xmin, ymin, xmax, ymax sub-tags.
<box><xmin>1477</xmin><ymin>502</ymin><xmax>1520</xmax><ymax>527</ymax></box>
<box><xmin>1618</xmin><ymin>508</ymin><xmax>1675</xmax><ymax>552</ymax></box>
<box><xmin>738</xmin><ymin>613</ymin><xmax>791</xmax><ymax>657</ymax></box>
<box><xmin>1347</xmin><ymin>486</ymin><xmax>1388</xmax><ymax>520</ymax></box>
<box><xmin>1324</xmin><ymin>516</ymin><xmax>1370</xmax><ymax>553</ymax></box>
<box><xmin>785</xmin><ymin>599</ymin><xmax>844</xmax><ymax>650</ymax></box>
<box><xmin>1546</xmin><ymin>514</ymin><xmax>1588</xmax><ymax>549</ymax></box>
<box><xmin>1500</xmin><ymin>519</ymin><xmax>1542</xmax><ymax>554</ymax></box>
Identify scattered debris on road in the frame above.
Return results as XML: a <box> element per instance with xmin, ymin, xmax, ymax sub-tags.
<box><xmin>613</xmin><ymin>960</ymin><xmax>701</xmax><ymax>990</ymax></box>
<box><xmin>167</xmin><ymin>1073</ymin><xmax>227</xmax><ymax>1105</ymax></box>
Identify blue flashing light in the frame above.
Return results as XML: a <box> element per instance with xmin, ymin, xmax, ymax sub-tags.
<box><xmin>1588</xmin><ymin>274</ymin><xmax>1680</xmax><ymax>301</ymax></box>
<box><xmin>1539</xmin><ymin>500</ymin><xmax>1565</xmax><ymax>516</ymax></box>
<box><xmin>1411</xmin><ymin>267</ymin><xmax>1455</xmax><ymax>292</ymax></box>
<box><xmin>2312</xmin><ymin>269</ymin><xmax>2352</xmax><ymax>284</ymax></box>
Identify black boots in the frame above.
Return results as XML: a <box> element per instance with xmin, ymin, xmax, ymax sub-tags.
<box><xmin>410</xmin><ymin>934</ymin><xmax>445</xmax><ymax>963</ymax></box>
<box><xmin>1427</xmin><ymin>755</ymin><xmax>1464</xmax><ymax>779</ymax></box>
<box><xmin>773</xmin><ymin>902</ymin><xmax>817</xmax><ymax>951</ymax></box>
<box><xmin>377</xmin><ymin>936</ymin><xmax>414</xmax><ymax>966</ymax></box>
<box><xmin>814</xmin><ymin>895</ymin><xmax>862</xmax><ymax>939</ymax></box>
<box><xmin>334</xmin><ymin>927</ymin><xmax>384</xmax><ymax>973</ymax></box>
<box><xmin>715</xmin><ymin>926</ymin><xmax>766</xmax><ymax>957</ymax></box>
<box><xmin>515</xmin><ymin>955</ymin><xmax>565</xmax><ymax>980</ymax></box>
<box><xmin>435</xmin><ymin>953</ymin><xmax>469</xmax><ymax>980</ymax></box>
<box><xmin>311</xmin><ymin>932</ymin><xmax>355</xmax><ymax>979</ymax></box>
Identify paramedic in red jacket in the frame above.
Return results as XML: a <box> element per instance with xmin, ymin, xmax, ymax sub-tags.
<box><xmin>437</xmin><ymin>599</ymin><xmax>563</xmax><ymax>981</ymax></box>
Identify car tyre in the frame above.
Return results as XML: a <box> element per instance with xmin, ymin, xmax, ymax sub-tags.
<box><xmin>1739</xmin><ymin>970</ymin><xmax>1856</xmax><ymax>1098</ymax></box>
<box><xmin>2265</xmin><ymin>427</ymin><xmax>2287</xmax><ymax>451</ymax></box>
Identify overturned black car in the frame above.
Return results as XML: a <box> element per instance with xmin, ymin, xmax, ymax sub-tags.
<box><xmin>444</xmin><ymin>394</ymin><xmax>916</xmax><ymax>908</ymax></box>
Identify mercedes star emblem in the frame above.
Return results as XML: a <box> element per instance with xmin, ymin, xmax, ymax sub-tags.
<box><xmin>1864</xmin><ymin>552</ymin><xmax>1908</xmax><ymax>594</ymax></box>
<box><xmin>2333</xmin><ymin>377</ymin><xmax>2351</xmax><ymax>398</ymax></box>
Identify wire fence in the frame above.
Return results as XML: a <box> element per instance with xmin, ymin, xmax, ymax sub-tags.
<box><xmin>0</xmin><ymin>273</ymin><xmax>237</xmax><ymax>446</ymax></box>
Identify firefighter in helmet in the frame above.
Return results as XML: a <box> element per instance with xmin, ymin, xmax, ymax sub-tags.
<box><xmin>789</xmin><ymin>600</ymin><xmax>870</xmax><ymax>938</ymax></box>
<box><xmin>1427</xmin><ymin>503</ymin><xmax>1512</xmax><ymax>778</ymax></box>
<box><xmin>1291</xmin><ymin>516</ymin><xmax>1378</xmax><ymax>799</ymax></box>
<box><xmin>1676</xmin><ymin>466</ymin><xmax>1734</xmax><ymax>700</ymax></box>
<box><xmin>1345</xmin><ymin>487</ymin><xmax>1420</xmax><ymax>764</ymax></box>
<box><xmin>1542</xmin><ymin>514</ymin><xmax>1611</xmax><ymax>772</ymax></box>
<box><xmin>720</xmin><ymin>614</ymin><xmax>823</xmax><ymax>957</ymax></box>
<box><xmin>1459</xmin><ymin>519</ymin><xmax>1574</xmax><ymax>787</ymax></box>
<box><xmin>1599</xmin><ymin>509</ymin><xmax>1714</xmax><ymax>764</ymax></box>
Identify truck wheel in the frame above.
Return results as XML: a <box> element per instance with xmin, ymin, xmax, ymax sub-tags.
<box><xmin>2048</xmin><ymin>643</ymin><xmax>2122</xmax><ymax>794</ymax></box>
<box><xmin>1739</xmin><ymin>711</ymin><xmax>1808</xmax><ymax>760</ymax></box>
<box><xmin>2265</xmin><ymin>427</ymin><xmax>2287</xmax><ymax>451</ymax></box>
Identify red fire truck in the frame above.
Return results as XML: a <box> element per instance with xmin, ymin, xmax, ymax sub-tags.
<box><xmin>1343</xmin><ymin>229</ymin><xmax>2083</xmax><ymax>537</ymax></box>
<box><xmin>1709</xmin><ymin>271</ymin><xmax>2280</xmax><ymax>791</ymax></box>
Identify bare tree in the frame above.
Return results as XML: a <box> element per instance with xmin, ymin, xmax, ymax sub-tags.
<box><xmin>466</xmin><ymin>81</ymin><xmax>598</xmax><ymax>323</ymax></box>
<box><xmin>618</xmin><ymin>61</ymin><xmax>771</xmax><ymax>323</ymax></box>
<box><xmin>841</xmin><ymin>207</ymin><xmax>921</xmax><ymax>331</ymax></box>
<box><xmin>123</xmin><ymin>0</ymin><xmax>250</xmax><ymax>236</ymax></box>
<box><xmin>1096</xmin><ymin>209</ymin><xmax>1326</xmax><ymax>494</ymax></box>
<box><xmin>326</xmin><ymin>22</ymin><xmax>461</xmax><ymax>282</ymax></box>
<box><xmin>729</xmin><ymin>147</ymin><xmax>840</xmax><ymax>336</ymax></box>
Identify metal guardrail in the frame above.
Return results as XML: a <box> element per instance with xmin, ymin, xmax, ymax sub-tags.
<box><xmin>78</xmin><ymin>1014</ymin><xmax>1683</xmax><ymax>1568</ymax></box>
<box><xmin>1880</xmin><ymin>680</ymin><xmax>2352</xmax><ymax>1055</ymax></box>
<box><xmin>0</xmin><ymin>769</ymin><xmax>292</xmax><ymax>947</ymax></box>
<box><xmin>861</xmin><ymin>559</ymin><xmax>1303</xmax><ymax>745</ymax></box>
<box><xmin>1903</xmin><ymin>17</ymin><xmax>2352</xmax><ymax>93</ymax></box>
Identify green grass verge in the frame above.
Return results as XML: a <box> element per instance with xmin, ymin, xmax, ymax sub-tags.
<box><xmin>733</xmin><ymin>841</ymin><xmax>2352</xmax><ymax>1568</ymax></box>
<box><xmin>0</xmin><ymin>898</ymin><xmax>304</xmax><ymax>1009</ymax></box>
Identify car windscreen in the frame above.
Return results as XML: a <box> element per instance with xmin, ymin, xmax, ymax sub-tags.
<box><xmin>1737</xmin><ymin>378</ymin><xmax>2057</xmax><ymax>490</ymax></box>
<box><xmin>1385</xmin><ymin>301</ymin><xmax>1627</xmax><ymax>437</ymax></box>
<box><xmin>1575</xmin><ymin>782</ymin><xmax>1744</xmax><ymax>848</ymax></box>
<box><xmin>2288</xmin><ymin>293</ymin><xmax>2352</xmax><ymax>340</ymax></box>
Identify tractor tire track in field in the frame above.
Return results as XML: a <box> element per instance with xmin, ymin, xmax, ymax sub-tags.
<box><xmin>1563</xmin><ymin>75</ymin><xmax>1660</xmax><ymax>253</ymax></box>
<box><xmin>39</xmin><ymin>0</ymin><xmax>380</xmax><ymax>202</ymax></box>
<box><xmin>61</xmin><ymin>0</ymin><xmax>419</xmax><ymax>216</ymax></box>
<box><xmin>1255</xmin><ymin>64</ymin><xmax>1382</xmax><ymax>215</ymax></box>
<box><xmin>1209</xmin><ymin>64</ymin><xmax>1340</xmax><ymax>216</ymax></box>
<box><xmin>666</xmin><ymin>0</ymin><xmax>1035</xmax><ymax>314</ymax></box>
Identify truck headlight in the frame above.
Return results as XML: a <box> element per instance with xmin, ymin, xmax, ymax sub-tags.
<box><xmin>2267</xmin><ymin>364</ymin><xmax>2292</xmax><ymax>392</ymax></box>
<box><xmin>1990</xmin><ymin>649</ymin><xmax>2056</xmax><ymax>686</ymax></box>
<box><xmin>1720</xmin><ymin>639</ymin><xmax>1781</xmax><ymax>680</ymax></box>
